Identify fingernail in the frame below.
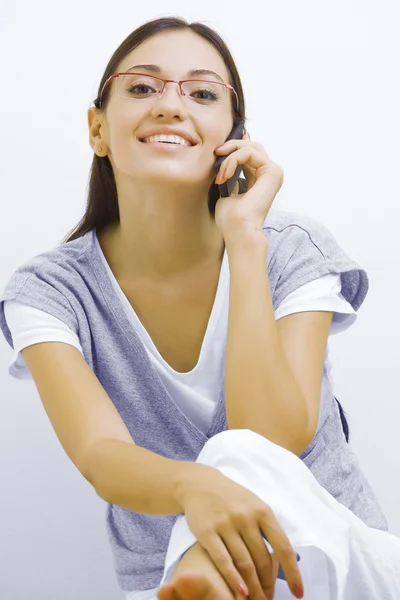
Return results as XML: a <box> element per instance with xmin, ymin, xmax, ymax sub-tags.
<box><xmin>293</xmin><ymin>582</ymin><xmax>304</xmax><ymax>598</ymax></box>
<box><xmin>238</xmin><ymin>582</ymin><xmax>248</xmax><ymax>596</ymax></box>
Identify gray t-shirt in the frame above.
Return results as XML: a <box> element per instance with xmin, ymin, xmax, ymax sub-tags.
<box><xmin>0</xmin><ymin>210</ymin><xmax>388</xmax><ymax>592</ymax></box>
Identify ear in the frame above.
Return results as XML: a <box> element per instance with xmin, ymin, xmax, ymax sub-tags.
<box><xmin>88</xmin><ymin>107</ymin><xmax>106</xmax><ymax>153</ymax></box>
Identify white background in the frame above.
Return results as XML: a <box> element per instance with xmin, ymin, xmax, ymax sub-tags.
<box><xmin>0</xmin><ymin>1</ymin><xmax>399</xmax><ymax>598</ymax></box>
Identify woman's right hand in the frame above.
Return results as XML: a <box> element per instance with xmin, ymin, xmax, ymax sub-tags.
<box><xmin>174</xmin><ymin>463</ymin><xmax>304</xmax><ymax>600</ymax></box>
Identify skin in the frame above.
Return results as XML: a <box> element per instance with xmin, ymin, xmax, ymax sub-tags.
<box><xmin>88</xmin><ymin>28</ymin><xmax>234</xmax><ymax>284</ymax></box>
<box><xmin>84</xmin><ymin>29</ymin><xmax>336</xmax><ymax>600</ymax></box>
<box><xmin>88</xmin><ymin>28</ymin><xmax>252</xmax><ymax>600</ymax></box>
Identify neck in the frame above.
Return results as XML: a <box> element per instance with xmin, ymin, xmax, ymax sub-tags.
<box><xmin>97</xmin><ymin>183</ymin><xmax>224</xmax><ymax>283</ymax></box>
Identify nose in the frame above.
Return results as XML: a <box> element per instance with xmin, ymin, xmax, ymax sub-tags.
<box><xmin>150</xmin><ymin>81</ymin><xmax>189</xmax><ymax>120</ymax></box>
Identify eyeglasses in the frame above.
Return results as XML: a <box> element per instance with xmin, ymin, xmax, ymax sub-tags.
<box><xmin>97</xmin><ymin>72</ymin><xmax>239</xmax><ymax>111</ymax></box>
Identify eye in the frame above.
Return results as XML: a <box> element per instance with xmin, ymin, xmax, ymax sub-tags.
<box><xmin>127</xmin><ymin>84</ymin><xmax>156</xmax><ymax>96</ymax></box>
<box><xmin>183</xmin><ymin>81</ymin><xmax>222</xmax><ymax>103</ymax></box>
<box><xmin>191</xmin><ymin>87</ymin><xmax>220</xmax><ymax>102</ymax></box>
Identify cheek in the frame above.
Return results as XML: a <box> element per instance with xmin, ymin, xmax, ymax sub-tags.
<box><xmin>208</xmin><ymin>119</ymin><xmax>234</xmax><ymax>147</ymax></box>
<box><xmin>106</xmin><ymin>102</ymin><xmax>141</xmax><ymax>145</ymax></box>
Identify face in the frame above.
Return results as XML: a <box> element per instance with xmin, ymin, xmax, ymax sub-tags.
<box><xmin>88</xmin><ymin>29</ymin><xmax>235</xmax><ymax>191</ymax></box>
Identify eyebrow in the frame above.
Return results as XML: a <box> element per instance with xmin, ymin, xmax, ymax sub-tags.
<box><xmin>126</xmin><ymin>64</ymin><xmax>225</xmax><ymax>83</ymax></box>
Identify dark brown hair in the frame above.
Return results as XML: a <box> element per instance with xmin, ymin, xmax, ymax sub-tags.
<box><xmin>62</xmin><ymin>16</ymin><xmax>248</xmax><ymax>244</ymax></box>
<box><xmin>60</xmin><ymin>20</ymin><xmax>353</xmax><ymax>444</ymax></box>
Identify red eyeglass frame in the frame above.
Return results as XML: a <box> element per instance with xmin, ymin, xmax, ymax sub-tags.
<box><xmin>97</xmin><ymin>72</ymin><xmax>239</xmax><ymax>110</ymax></box>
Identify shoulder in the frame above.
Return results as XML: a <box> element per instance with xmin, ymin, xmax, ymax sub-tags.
<box><xmin>0</xmin><ymin>231</ymin><xmax>94</xmax><ymax>345</ymax></box>
<box><xmin>1</xmin><ymin>230</ymin><xmax>94</xmax><ymax>296</ymax></box>
<box><xmin>262</xmin><ymin>209</ymin><xmax>339</xmax><ymax>256</ymax></box>
<box><xmin>262</xmin><ymin>210</ymin><xmax>369</xmax><ymax>312</ymax></box>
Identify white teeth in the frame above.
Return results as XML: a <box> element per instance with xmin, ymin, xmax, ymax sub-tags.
<box><xmin>142</xmin><ymin>134</ymin><xmax>191</xmax><ymax>146</ymax></box>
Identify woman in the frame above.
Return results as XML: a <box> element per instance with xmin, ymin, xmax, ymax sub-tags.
<box><xmin>1</xmin><ymin>15</ymin><xmax>400</xmax><ymax>600</ymax></box>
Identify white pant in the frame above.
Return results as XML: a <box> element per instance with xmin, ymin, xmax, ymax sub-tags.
<box><xmin>126</xmin><ymin>429</ymin><xmax>400</xmax><ymax>600</ymax></box>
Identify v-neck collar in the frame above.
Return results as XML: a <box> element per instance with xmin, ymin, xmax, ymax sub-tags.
<box><xmin>87</xmin><ymin>228</ymin><xmax>228</xmax><ymax>442</ymax></box>
<box><xmin>94</xmin><ymin>228</ymin><xmax>229</xmax><ymax>378</ymax></box>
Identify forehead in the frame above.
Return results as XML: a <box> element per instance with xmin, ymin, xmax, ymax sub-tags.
<box><xmin>117</xmin><ymin>29</ymin><xmax>231</xmax><ymax>82</ymax></box>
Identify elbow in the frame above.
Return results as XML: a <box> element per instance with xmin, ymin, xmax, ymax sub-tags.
<box><xmin>296</xmin><ymin>417</ymin><xmax>318</xmax><ymax>457</ymax></box>
<box><xmin>78</xmin><ymin>444</ymin><xmax>107</xmax><ymax>500</ymax></box>
<box><xmin>81</xmin><ymin>460</ymin><xmax>103</xmax><ymax>497</ymax></box>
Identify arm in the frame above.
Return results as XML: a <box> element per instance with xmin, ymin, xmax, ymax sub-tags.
<box><xmin>21</xmin><ymin>342</ymin><xmax>202</xmax><ymax>516</ymax></box>
<box><xmin>225</xmin><ymin>232</ymin><xmax>333</xmax><ymax>456</ymax></box>
<box><xmin>85</xmin><ymin>438</ymin><xmax>201</xmax><ymax>515</ymax></box>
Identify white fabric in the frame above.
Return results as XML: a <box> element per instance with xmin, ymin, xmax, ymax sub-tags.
<box><xmin>4</xmin><ymin>250</ymin><xmax>356</xmax><ymax>433</ymax></box>
<box><xmin>6</xmin><ymin>245</ymin><xmax>390</xmax><ymax>599</ymax></box>
<box><xmin>126</xmin><ymin>429</ymin><xmax>400</xmax><ymax>600</ymax></box>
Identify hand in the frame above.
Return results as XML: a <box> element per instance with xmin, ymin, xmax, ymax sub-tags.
<box><xmin>175</xmin><ymin>463</ymin><xmax>304</xmax><ymax>600</ymax></box>
<box><xmin>214</xmin><ymin>132</ymin><xmax>284</xmax><ymax>243</ymax></box>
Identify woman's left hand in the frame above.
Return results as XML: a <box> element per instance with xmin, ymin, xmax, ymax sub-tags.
<box><xmin>214</xmin><ymin>132</ymin><xmax>284</xmax><ymax>243</ymax></box>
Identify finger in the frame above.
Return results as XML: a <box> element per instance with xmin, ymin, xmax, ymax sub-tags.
<box><xmin>214</xmin><ymin>139</ymin><xmax>262</xmax><ymax>153</ymax></box>
<box><xmin>260</xmin><ymin>514</ymin><xmax>304</xmax><ymax>599</ymax></box>
<box><xmin>220</xmin><ymin>149</ymin><xmax>283</xmax><ymax>213</ymax></box>
<box><xmin>219</xmin><ymin>146</ymin><xmax>277</xmax><ymax>178</ymax></box>
<box><xmin>230</xmin><ymin>162</ymin><xmax>256</xmax><ymax>191</ymax></box>
<box><xmin>232</xmin><ymin>180</ymin><xmax>240</xmax><ymax>195</ymax></box>
<box><xmin>220</xmin><ymin>138</ymin><xmax>270</xmax><ymax>159</ymax></box>
<box><xmin>241</xmin><ymin>526</ymin><xmax>277</xmax><ymax>599</ymax></box>
<box><xmin>214</xmin><ymin>140</ymin><xmax>259</xmax><ymax>184</ymax></box>
<box><xmin>216</xmin><ymin>159</ymin><xmax>254</xmax><ymax>188</ymax></box>
<box><xmin>217</xmin><ymin>149</ymin><xmax>277</xmax><ymax>193</ymax></box>
<box><xmin>201</xmin><ymin>533</ymin><xmax>249</xmax><ymax>598</ymax></box>
<box><xmin>222</xmin><ymin>533</ymin><xmax>267</xmax><ymax>600</ymax></box>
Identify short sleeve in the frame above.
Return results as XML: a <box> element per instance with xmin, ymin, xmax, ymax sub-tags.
<box><xmin>274</xmin><ymin>272</ymin><xmax>358</xmax><ymax>335</ymax></box>
<box><xmin>0</xmin><ymin>269</ymin><xmax>79</xmax><ymax>351</ymax></box>
<box><xmin>3</xmin><ymin>300</ymin><xmax>83</xmax><ymax>380</ymax></box>
<box><xmin>264</xmin><ymin>211</ymin><xmax>369</xmax><ymax>313</ymax></box>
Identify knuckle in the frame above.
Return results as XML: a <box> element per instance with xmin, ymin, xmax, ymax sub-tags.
<box><xmin>196</xmin><ymin>530</ymin><xmax>214</xmax><ymax>545</ymax></box>
<box><xmin>211</xmin><ymin>547</ymin><xmax>226</xmax><ymax>563</ymax></box>
<box><xmin>254</xmin><ymin>505</ymin><xmax>269</xmax><ymax>520</ymax></box>
<box><xmin>258</xmin><ymin>560</ymin><xmax>273</xmax><ymax>577</ymax></box>
<box><xmin>278</xmin><ymin>542</ymin><xmax>295</xmax><ymax>561</ymax></box>
<box><xmin>260</xmin><ymin>500</ymin><xmax>272</xmax><ymax>513</ymax></box>
<box><xmin>208</xmin><ymin>548</ymin><xmax>239</xmax><ymax>587</ymax></box>
<box><xmin>217</xmin><ymin>517</ymin><xmax>235</xmax><ymax>534</ymax></box>
<box><xmin>230</xmin><ymin>509</ymin><xmax>248</xmax><ymax>525</ymax></box>
<box><xmin>208</xmin><ymin>545</ymin><xmax>234</xmax><ymax>570</ymax></box>
<box><xmin>235</xmin><ymin>559</ymin><xmax>255</xmax><ymax>574</ymax></box>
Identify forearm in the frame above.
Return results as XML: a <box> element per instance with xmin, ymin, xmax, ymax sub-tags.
<box><xmin>225</xmin><ymin>232</ymin><xmax>311</xmax><ymax>455</ymax></box>
<box><xmin>87</xmin><ymin>439</ymin><xmax>203</xmax><ymax>515</ymax></box>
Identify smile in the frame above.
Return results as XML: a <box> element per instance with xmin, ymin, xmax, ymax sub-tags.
<box><xmin>140</xmin><ymin>134</ymin><xmax>194</xmax><ymax>146</ymax></box>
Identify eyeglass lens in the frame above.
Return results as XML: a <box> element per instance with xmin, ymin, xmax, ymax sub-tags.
<box><xmin>116</xmin><ymin>74</ymin><xmax>229</xmax><ymax>105</ymax></box>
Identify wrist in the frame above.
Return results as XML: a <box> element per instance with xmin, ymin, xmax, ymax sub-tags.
<box><xmin>173</xmin><ymin>463</ymin><xmax>224</xmax><ymax>510</ymax></box>
<box><xmin>224</xmin><ymin>228</ymin><xmax>268</xmax><ymax>260</ymax></box>
<box><xmin>172</xmin><ymin>462</ymin><xmax>211</xmax><ymax>508</ymax></box>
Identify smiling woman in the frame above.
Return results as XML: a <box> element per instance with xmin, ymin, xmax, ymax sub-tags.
<box><xmin>1</xmin><ymin>13</ymin><xmax>400</xmax><ymax>600</ymax></box>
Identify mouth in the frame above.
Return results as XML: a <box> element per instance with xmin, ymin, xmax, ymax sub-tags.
<box><xmin>139</xmin><ymin>133</ymin><xmax>197</xmax><ymax>146</ymax></box>
<box><xmin>139</xmin><ymin>138</ymin><xmax>196</xmax><ymax>149</ymax></box>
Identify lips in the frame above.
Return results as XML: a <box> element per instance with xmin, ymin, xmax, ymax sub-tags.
<box><xmin>140</xmin><ymin>137</ymin><xmax>192</xmax><ymax>147</ymax></box>
<box><xmin>138</xmin><ymin>127</ymin><xmax>198</xmax><ymax>146</ymax></box>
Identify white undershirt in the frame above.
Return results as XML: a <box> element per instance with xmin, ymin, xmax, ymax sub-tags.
<box><xmin>3</xmin><ymin>241</ymin><xmax>356</xmax><ymax>434</ymax></box>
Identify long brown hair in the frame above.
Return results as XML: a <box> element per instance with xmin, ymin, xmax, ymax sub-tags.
<box><xmin>62</xmin><ymin>16</ymin><xmax>248</xmax><ymax>244</ymax></box>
